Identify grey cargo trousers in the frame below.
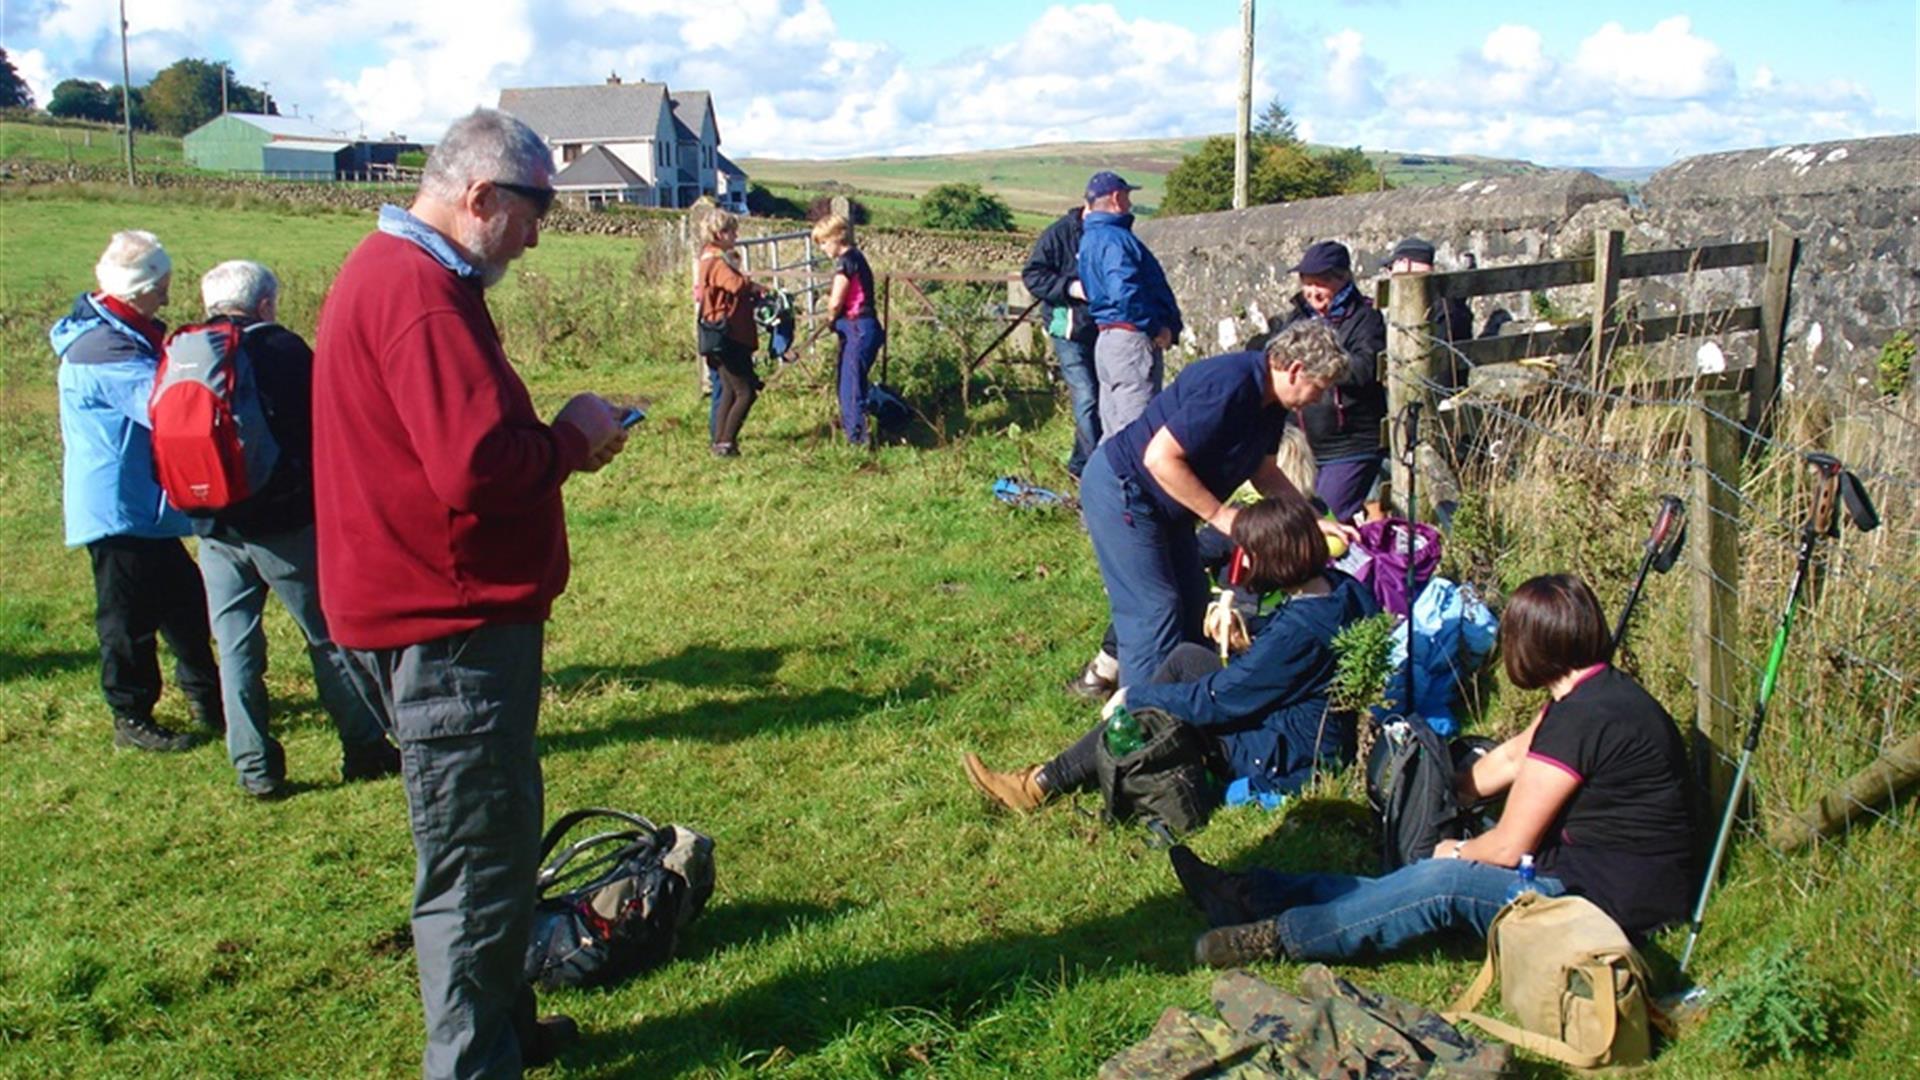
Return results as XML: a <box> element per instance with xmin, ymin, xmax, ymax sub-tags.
<box><xmin>350</xmin><ymin>621</ymin><xmax>545</xmax><ymax>1080</ymax></box>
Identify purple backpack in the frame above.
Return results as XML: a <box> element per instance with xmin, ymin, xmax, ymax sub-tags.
<box><xmin>1354</xmin><ymin>519</ymin><xmax>1443</xmax><ymax>617</ymax></box>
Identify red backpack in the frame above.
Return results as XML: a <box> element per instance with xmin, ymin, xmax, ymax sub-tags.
<box><xmin>149</xmin><ymin>322</ymin><xmax>281</xmax><ymax>513</ymax></box>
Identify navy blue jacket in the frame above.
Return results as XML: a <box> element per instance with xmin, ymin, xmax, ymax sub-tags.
<box><xmin>1103</xmin><ymin>350</ymin><xmax>1288</xmax><ymax>525</ymax></box>
<box><xmin>1276</xmin><ymin>288</ymin><xmax>1387</xmax><ymax>460</ymax></box>
<box><xmin>1077</xmin><ymin>211</ymin><xmax>1183</xmax><ymax>341</ymax></box>
<box><xmin>1129</xmin><ymin>570</ymin><xmax>1380</xmax><ymax>795</ymax></box>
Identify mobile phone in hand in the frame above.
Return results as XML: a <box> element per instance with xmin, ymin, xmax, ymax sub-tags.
<box><xmin>620</xmin><ymin>406</ymin><xmax>647</xmax><ymax>429</ymax></box>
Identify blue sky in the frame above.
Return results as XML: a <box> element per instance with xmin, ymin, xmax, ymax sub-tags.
<box><xmin>5</xmin><ymin>1</ymin><xmax>1914</xmax><ymax>166</ymax></box>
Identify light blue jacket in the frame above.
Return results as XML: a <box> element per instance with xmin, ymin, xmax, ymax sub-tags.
<box><xmin>52</xmin><ymin>293</ymin><xmax>191</xmax><ymax>546</ymax></box>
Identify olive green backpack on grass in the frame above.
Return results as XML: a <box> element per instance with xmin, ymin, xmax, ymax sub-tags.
<box><xmin>1443</xmin><ymin>891</ymin><xmax>1658</xmax><ymax>1070</ymax></box>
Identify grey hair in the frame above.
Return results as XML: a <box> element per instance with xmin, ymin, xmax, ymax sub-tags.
<box><xmin>201</xmin><ymin>260</ymin><xmax>279</xmax><ymax>317</ymax></box>
<box><xmin>93</xmin><ymin>229</ymin><xmax>171</xmax><ymax>300</ymax></box>
<box><xmin>420</xmin><ymin>108</ymin><xmax>551</xmax><ymax>202</ymax></box>
<box><xmin>1264</xmin><ymin>318</ymin><xmax>1350</xmax><ymax>384</ymax></box>
<box><xmin>697</xmin><ymin>208</ymin><xmax>740</xmax><ymax>246</ymax></box>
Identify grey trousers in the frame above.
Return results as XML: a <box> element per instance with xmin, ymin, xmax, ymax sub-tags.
<box><xmin>1094</xmin><ymin>327</ymin><xmax>1164</xmax><ymax>438</ymax></box>
<box><xmin>199</xmin><ymin>525</ymin><xmax>389</xmax><ymax>788</ymax></box>
<box><xmin>349</xmin><ymin>622</ymin><xmax>545</xmax><ymax>1080</ymax></box>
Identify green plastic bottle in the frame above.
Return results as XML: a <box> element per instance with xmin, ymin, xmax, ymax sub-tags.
<box><xmin>1105</xmin><ymin>705</ymin><xmax>1145</xmax><ymax>757</ymax></box>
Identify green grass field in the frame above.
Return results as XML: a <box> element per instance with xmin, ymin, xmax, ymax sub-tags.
<box><xmin>1</xmin><ymin>120</ymin><xmax>193</xmax><ymax>174</ymax></box>
<box><xmin>740</xmin><ymin>136</ymin><xmax>1552</xmax><ymax>216</ymax></box>
<box><xmin>1</xmin><ymin>187</ymin><xmax>1912</xmax><ymax>1077</ymax></box>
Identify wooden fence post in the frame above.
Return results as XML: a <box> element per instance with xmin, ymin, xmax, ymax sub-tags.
<box><xmin>1747</xmin><ymin>224</ymin><xmax>1797</xmax><ymax>440</ymax></box>
<box><xmin>1691</xmin><ymin>391</ymin><xmax>1744</xmax><ymax>804</ymax></box>
<box><xmin>1590</xmin><ymin>228</ymin><xmax>1624</xmax><ymax>382</ymax></box>
<box><xmin>1385</xmin><ymin>272</ymin><xmax>1432</xmax><ymax>517</ymax></box>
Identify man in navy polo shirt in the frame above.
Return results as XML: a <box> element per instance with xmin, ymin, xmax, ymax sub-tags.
<box><xmin>1079</xmin><ymin>320</ymin><xmax>1352</xmax><ymax>690</ymax></box>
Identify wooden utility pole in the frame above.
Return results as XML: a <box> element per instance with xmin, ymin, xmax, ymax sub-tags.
<box><xmin>1233</xmin><ymin>0</ymin><xmax>1254</xmax><ymax>210</ymax></box>
<box><xmin>221</xmin><ymin>62</ymin><xmax>229</xmax><ymax>114</ymax></box>
<box><xmin>118</xmin><ymin>0</ymin><xmax>135</xmax><ymax>185</ymax></box>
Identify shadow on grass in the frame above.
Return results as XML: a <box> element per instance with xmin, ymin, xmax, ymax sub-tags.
<box><xmin>0</xmin><ymin>646</ymin><xmax>95</xmax><ymax>683</ymax></box>
<box><xmin>541</xmin><ymin>673</ymin><xmax>947</xmax><ymax>752</ymax></box>
<box><xmin>547</xmin><ymin>643</ymin><xmax>787</xmax><ymax>695</ymax></box>
<box><xmin>569</xmin><ymin>889</ymin><xmax>1202</xmax><ymax>1075</ymax></box>
<box><xmin>672</xmin><ymin>898</ymin><xmax>857</xmax><ymax>965</ymax></box>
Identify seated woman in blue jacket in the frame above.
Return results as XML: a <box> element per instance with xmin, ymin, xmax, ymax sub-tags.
<box><xmin>963</xmin><ymin>496</ymin><xmax>1381</xmax><ymax>811</ymax></box>
<box><xmin>1174</xmin><ymin>573</ymin><xmax>1700</xmax><ymax>967</ymax></box>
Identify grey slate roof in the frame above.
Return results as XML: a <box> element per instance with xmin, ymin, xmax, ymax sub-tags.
<box><xmin>716</xmin><ymin>151</ymin><xmax>746</xmax><ymax>178</ymax></box>
<box><xmin>498</xmin><ymin>83</ymin><xmax>668</xmax><ymax>142</ymax></box>
<box><xmin>552</xmin><ymin>145</ymin><xmax>649</xmax><ymax>189</ymax></box>
<box><xmin>670</xmin><ymin>91</ymin><xmax>712</xmax><ymax>138</ymax></box>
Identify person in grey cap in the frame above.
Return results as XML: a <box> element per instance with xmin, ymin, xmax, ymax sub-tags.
<box><xmin>51</xmin><ymin>230</ymin><xmax>223</xmax><ymax>752</ymax></box>
<box><xmin>1384</xmin><ymin>237</ymin><xmax>1474</xmax><ymax>389</ymax></box>
<box><xmin>1271</xmin><ymin>240</ymin><xmax>1387</xmax><ymax>523</ymax></box>
<box><xmin>1076</xmin><ymin>170</ymin><xmax>1183</xmax><ymax>437</ymax></box>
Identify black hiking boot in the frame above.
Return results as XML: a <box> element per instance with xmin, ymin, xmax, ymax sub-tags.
<box><xmin>1168</xmin><ymin>845</ymin><xmax>1262</xmax><ymax>928</ymax></box>
<box><xmin>522</xmin><ymin>1014</ymin><xmax>579</xmax><ymax>1069</ymax></box>
<box><xmin>1064</xmin><ymin>656</ymin><xmax>1118</xmax><ymax>700</ymax></box>
<box><xmin>1194</xmin><ymin>919</ymin><xmax>1287</xmax><ymax>969</ymax></box>
<box><xmin>341</xmin><ymin>739</ymin><xmax>403</xmax><ymax>783</ymax></box>
<box><xmin>113</xmin><ymin>714</ymin><xmax>199</xmax><ymax>753</ymax></box>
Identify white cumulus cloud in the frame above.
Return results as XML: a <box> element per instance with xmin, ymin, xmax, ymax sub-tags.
<box><xmin>1570</xmin><ymin>16</ymin><xmax>1732</xmax><ymax>101</ymax></box>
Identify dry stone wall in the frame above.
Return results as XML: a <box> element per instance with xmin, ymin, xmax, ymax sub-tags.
<box><xmin>1128</xmin><ymin>134</ymin><xmax>1918</xmax><ymax>398</ymax></box>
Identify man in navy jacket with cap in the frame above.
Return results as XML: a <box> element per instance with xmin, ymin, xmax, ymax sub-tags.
<box><xmin>1077</xmin><ymin>171</ymin><xmax>1183</xmax><ymax>437</ymax></box>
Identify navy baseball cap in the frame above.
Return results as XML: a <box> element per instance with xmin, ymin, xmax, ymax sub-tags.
<box><xmin>1288</xmin><ymin>240</ymin><xmax>1352</xmax><ymax>276</ymax></box>
<box><xmin>1382</xmin><ymin>237</ymin><xmax>1437</xmax><ymax>267</ymax></box>
<box><xmin>1086</xmin><ymin>171</ymin><xmax>1142</xmax><ymax>200</ymax></box>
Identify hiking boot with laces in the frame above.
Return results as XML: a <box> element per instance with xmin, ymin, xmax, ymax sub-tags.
<box><xmin>113</xmin><ymin>714</ymin><xmax>199</xmax><ymax>753</ymax></box>
<box><xmin>1193</xmin><ymin>919</ymin><xmax>1287</xmax><ymax>968</ymax></box>
<box><xmin>962</xmin><ymin>754</ymin><xmax>1049</xmax><ymax>812</ymax></box>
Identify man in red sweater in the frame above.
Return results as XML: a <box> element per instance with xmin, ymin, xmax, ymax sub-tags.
<box><xmin>312</xmin><ymin>108</ymin><xmax>626</xmax><ymax>1079</ymax></box>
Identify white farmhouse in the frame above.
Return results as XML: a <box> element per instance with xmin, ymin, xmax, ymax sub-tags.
<box><xmin>498</xmin><ymin>75</ymin><xmax>748</xmax><ymax>211</ymax></box>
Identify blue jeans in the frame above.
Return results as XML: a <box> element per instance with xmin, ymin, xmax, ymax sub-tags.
<box><xmin>1080</xmin><ymin>446</ymin><xmax>1210</xmax><ymax>689</ymax></box>
<box><xmin>348</xmin><ymin>622</ymin><xmax>546</xmax><ymax>1079</ymax></box>
<box><xmin>1244</xmin><ymin>858</ymin><xmax>1566</xmax><ymax>961</ymax></box>
<box><xmin>199</xmin><ymin>526</ymin><xmax>389</xmax><ymax>788</ymax></box>
<box><xmin>1050</xmin><ymin>334</ymin><xmax>1100</xmax><ymax>477</ymax></box>
<box><xmin>835</xmin><ymin>316</ymin><xmax>886</xmax><ymax>444</ymax></box>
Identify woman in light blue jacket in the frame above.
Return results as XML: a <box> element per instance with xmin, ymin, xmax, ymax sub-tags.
<box><xmin>53</xmin><ymin>230</ymin><xmax>220</xmax><ymax>752</ymax></box>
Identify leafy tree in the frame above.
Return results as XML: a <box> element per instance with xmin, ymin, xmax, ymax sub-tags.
<box><xmin>142</xmin><ymin>58</ymin><xmax>270</xmax><ymax>136</ymax></box>
<box><xmin>47</xmin><ymin>78</ymin><xmax>145</xmax><ymax>127</ymax></box>
<box><xmin>1159</xmin><ymin>136</ymin><xmax>1238</xmax><ymax>216</ymax></box>
<box><xmin>1253</xmin><ymin>98</ymin><xmax>1297</xmax><ymax>144</ymax></box>
<box><xmin>1160</xmin><ymin>132</ymin><xmax>1389</xmax><ymax>217</ymax></box>
<box><xmin>915</xmin><ymin>182</ymin><xmax>1015</xmax><ymax>232</ymax></box>
<box><xmin>0</xmin><ymin>48</ymin><xmax>33</xmax><ymax>109</ymax></box>
<box><xmin>745</xmin><ymin>183</ymin><xmax>804</xmax><ymax>219</ymax></box>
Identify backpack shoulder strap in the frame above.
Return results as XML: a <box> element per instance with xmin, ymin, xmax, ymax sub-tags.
<box><xmin>1448</xmin><ymin>1008</ymin><xmax>1612</xmax><ymax>1070</ymax></box>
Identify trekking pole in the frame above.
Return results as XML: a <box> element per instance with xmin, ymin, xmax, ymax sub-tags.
<box><xmin>1611</xmin><ymin>495</ymin><xmax>1688</xmax><ymax>653</ymax></box>
<box><xmin>1402</xmin><ymin>401</ymin><xmax>1421</xmax><ymax>715</ymax></box>
<box><xmin>1680</xmin><ymin>453</ymin><xmax>1877</xmax><ymax>973</ymax></box>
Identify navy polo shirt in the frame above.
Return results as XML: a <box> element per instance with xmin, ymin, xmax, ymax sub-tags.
<box><xmin>1105</xmin><ymin>350</ymin><xmax>1289</xmax><ymax>524</ymax></box>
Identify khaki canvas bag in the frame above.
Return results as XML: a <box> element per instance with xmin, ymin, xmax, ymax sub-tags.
<box><xmin>1442</xmin><ymin>891</ymin><xmax>1655</xmax><ymax>1069</ymax></box>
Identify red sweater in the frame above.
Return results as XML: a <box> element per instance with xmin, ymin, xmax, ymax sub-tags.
<box><xmin>311</xmin><ymin>230</ymin><xmax>590</xmax><ymax>648</ymax></box>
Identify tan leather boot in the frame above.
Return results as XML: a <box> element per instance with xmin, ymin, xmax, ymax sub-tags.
<box><xmin>962</xmin><ymin>753</ymin><xmax>1049</xmax><ymax>812</ymax></box>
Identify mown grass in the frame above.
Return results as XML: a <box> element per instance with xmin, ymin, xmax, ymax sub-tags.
<box><xmin>0</xmin><ymin>120</ymin><xmax>194</xmax><ymax>175</ymax></box>
<box><xmin>1</xmin><ymin>191</ymin><xmax>1914</xmax><ymax>1077</ymax></box>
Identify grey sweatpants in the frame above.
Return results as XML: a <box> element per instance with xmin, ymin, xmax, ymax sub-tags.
<box><xmin>1094</xmin><ymin>327</ymin><xmax>1164</xmax><ymax>438</ymax></box>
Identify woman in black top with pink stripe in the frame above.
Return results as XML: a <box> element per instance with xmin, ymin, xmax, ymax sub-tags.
<box><xmin>1176</xmin><ymin>573</ymin><xmax>1700</xmax><ymax>967</ymax></box>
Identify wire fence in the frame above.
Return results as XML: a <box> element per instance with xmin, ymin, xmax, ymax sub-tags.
<box><xmin>1395</xmin><ymin>317</ymin><xmax>1920</xmax><ymax>972</ymax></box>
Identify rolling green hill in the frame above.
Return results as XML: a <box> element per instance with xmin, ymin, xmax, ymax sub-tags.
<box><xmin>739</xmin><ymin>136</ymin><xmax>1552</xmax><ymax>217</ymax></box>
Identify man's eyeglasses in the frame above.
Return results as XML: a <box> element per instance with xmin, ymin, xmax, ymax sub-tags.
<box><xmin>492</xmin><ymin>180</ymin><xmax>556</xmax><ymax>218</ymax></box>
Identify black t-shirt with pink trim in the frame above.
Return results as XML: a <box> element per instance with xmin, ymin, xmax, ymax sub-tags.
<box><xmin>1528</xmin><ymin>666</ymin><xmax>1700</xmax><ymax>938</ymax></box>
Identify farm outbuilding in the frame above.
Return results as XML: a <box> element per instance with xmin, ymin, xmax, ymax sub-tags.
<box><xmin>184</xmin><ymin>112</ymin><xmax>420</xmax><ymax>180</ymax></box>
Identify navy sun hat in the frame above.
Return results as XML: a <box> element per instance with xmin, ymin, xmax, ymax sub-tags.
<box><xmin>1086</xmin><ymin>171</ymin><xmax>1142</xmax><ymax>200</ymax></box>
<box><xmin>1288</xmin><ymin>240</ymin><xmax>1352</xmax><ymax>276</ymax></box>
<box><xmin>1382</xmin><ymin>237</ymin><xmax>1437</xmax><ymax>267</ymax></box>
